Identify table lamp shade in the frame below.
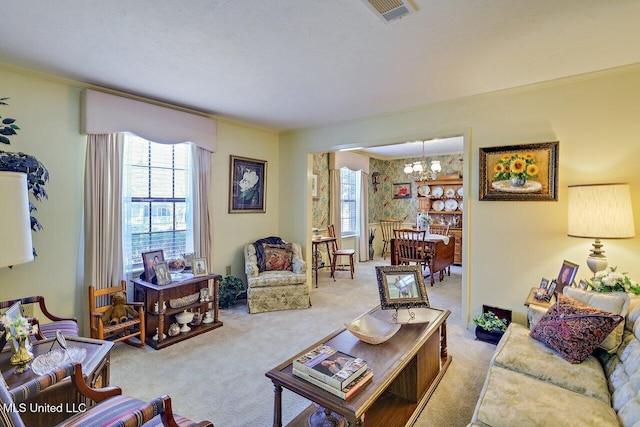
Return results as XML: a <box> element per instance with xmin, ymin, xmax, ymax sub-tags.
<box><xmin>0</xmin><ymin>172</ymin><xmax>34</xmax><ymax>268</ymax></box>
<box><xmin>568</xmin><ymin>183</ymin><xmax>635</xmax><ymax>275</ymax></box>
<box><xmin>568</xmin><ymin>184</ymin><xmax>635</xmax><ymax>239</ymax></box>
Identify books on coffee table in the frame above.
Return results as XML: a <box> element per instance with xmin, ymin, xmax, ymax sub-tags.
<box><xmin>293</xmin><ymin>344</ymin><xmax>367</xmax><ymax>390</ymax></box>
<box><xmin>293</xmin><ymin>368</ymin><xmax>373</xmax><ymax>400</ymax></box>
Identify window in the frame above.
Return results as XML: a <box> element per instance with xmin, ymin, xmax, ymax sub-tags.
<box><xmin>340</xmin><ymin>167</ymin><xmax>357</xmax><ymax>236</ymax></box>
<box><xmin>123</xmin><ymin>134</ymin><xmax>193</xmax><ymax>271</ymax></box>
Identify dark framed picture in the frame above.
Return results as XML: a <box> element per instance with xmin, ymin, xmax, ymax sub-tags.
<box><xmin>546</xmin><ymin>280</ymin><xmax>558</xmax><ymax>298</ymax></box>
<box><xmin>154</xmin><ymin>261</ymin><xmax>172</xmax><ymax>285</ymax></box>
<box><xmin>392</xmin><ymin>182</ymin><xmax>412</xmax><ymax>199</ymax></box>
<box><xmin>539</xmin><ymin>278</ymin><xmax>549</xmax><ymax>290</ymax></box>
<box><xmin>229</xmin><ymin>155</ymin><xmax>267</xmax><ymax>213</ymax></box>
<box><xmin>557</xmin><ymin>260</ymin><xmax>579</xmax><ymax>291</ymax></box>
<box><xmin>479</xmin><ymin>141</ymin><xmax>558</xmax><ymax>201</ymax></box>
<box><xmin>375</xmin><ymin>265</ymin><xmax>430</xmax><ymax>310</ymax></box>
<box><xmin>142</xmin><ymin>249</ymin><xmax>165</xmax><ymax>283</ymax></box>
<box><xmin>193</xmin><ymin>257</ymin><xmax>208</xmax><ymax>277</ymax></box>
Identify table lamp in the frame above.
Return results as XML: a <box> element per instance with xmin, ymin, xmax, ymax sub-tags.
<box><xmin>0</xmin><ymin>171</ymin><xmax>34</xmax><ymax>269</ymax></box>
<box><xmin>567</xmin><ymin>183</ymin><xmax>635</xmax><ymax>276</ymax></box>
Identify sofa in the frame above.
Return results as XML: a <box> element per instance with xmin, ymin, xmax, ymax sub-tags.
<box><xmin>244</xmin><ymin>237</ymin><xmax>310</xmax><ymax>314</ymax></box>
<box><xmin>469</xmin><ymin>287</ymin><xmax>640</xmax><ymax>427</ymax></box>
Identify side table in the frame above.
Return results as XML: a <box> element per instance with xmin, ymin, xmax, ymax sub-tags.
<box><xmin>0</xmin><ymin>335</ymin><xmax>113</xmax><ymax>427</ymax></box>
<box><xmin>524</xmin><ymin>287</ymin><xmax>555</xmax><ymax>327</ymax></box>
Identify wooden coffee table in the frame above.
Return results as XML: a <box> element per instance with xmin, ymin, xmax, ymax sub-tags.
<box><xmin>266</xmin><ymin>306</ymin><xmax>451</xmax><ymax>426</ymax></box>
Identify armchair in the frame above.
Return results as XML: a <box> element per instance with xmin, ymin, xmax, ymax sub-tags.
<box><xmin>0</xmin><ymin>362</ymin><xmax>214</xmax><ymax>427</ymax></box>
<box><xmin>0</xmin><ymin>296</ymin><xmax>78</xmax><ymax>343</ymax></box>
<box><xmin>244</xmin><ymin>237</ymin><xmax>310</xmax><ymax>314</ymax></box>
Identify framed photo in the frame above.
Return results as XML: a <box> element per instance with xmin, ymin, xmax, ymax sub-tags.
<box><xmin>142</xmin><ymin>249</ymin><xmax>165</xmax><ymax>283</ymax></box>
<box><xmin>311</xmin><ymin>174</ymin><xmax>318</xmax><ymax>200</ymax></box>
<box><xmin>539</xmin><ymin>278</ymin><xmax>549</xmax><ymax>290</ymax></box>
<box><xmin>193</xmin><ymin>257</ymin><xmax>208</xmax><ymax>277</ymax></box>
<box><xmin>200</xmin><ymin>287</ymin><xmax>210</xmax><ymax>302</ymax></box>
<box><xmin>154</xmin><ymin>261</ymin><xmax>172</xmax><ymax>285</ymax></box>
<box><xmin>479</xmin><ymin>141</ymin><xmax>558</xmax><ymax>201</ymax></box>
<box><xmin>534</xmin><ymin>278</ymin><xmax>549</xmax><ymax>300</ymax></box>
<box><xmin>182</xmin><ymin>252</ymin><xmax>196</xmax><ymax>270</ymax></box>
<box><xmin>375</xmin><ymin>265</ymin><xmax>430</xmax><ymax>310</ymax></box>
<box><xmin>546</xmin><ymin>280</ymin><xmax>558</xmax><ymax>298</ymax></box>
<box><xmin>557</xmin><ymin>260</ymin><xmax>579</xmax><ymax>292</ymax></box>
<box><xmin>578</xmin><ymin>279</ymin><xmax>589</xmax><ymax>290</ymax></box>
<box><xmin>229</xmin><ymin>155</ymin><xmax>267</xmax><ymax>213</ymax></box>
<box><xmin>392</xmin><ymin>182</ymin><xmax>412</xmax><ymax>199</ymax></box>
<box><xmin>2</xmin><ymin>302</ymin><xmax>22</xmax><ymax>351</ymax></box>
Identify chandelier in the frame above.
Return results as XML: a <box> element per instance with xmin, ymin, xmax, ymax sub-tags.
<box><xmin>403</xmin><ymin>141</ymin><xmax>442</xmax><ymax>181</ymax></box>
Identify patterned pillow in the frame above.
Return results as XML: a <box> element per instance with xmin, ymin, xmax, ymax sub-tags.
<box><xmin>263</xmin><ymin>244</ymin><xmax>293</xmax><ymax>271</ymax></box>
<box><xmin>530</xmin><ymin>294</ymin><xmax>623</xmax><ymax>364</ymax></box>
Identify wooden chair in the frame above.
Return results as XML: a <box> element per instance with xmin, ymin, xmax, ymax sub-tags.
<box><xmin>429</xmin><ymin>224</ymin><xmax>450</xmax><ymax>236</ymax></box>
<box><xmin>89</xmin><ymin>280</ymin><xmax>145</xmax><ymax>347</ymax></box>
<box><xmin>327</xmin><ymin>224</ymin><xmax>355</xmax><ymax>281</ymax></box>
<box><xmin>393</xmin><ymin>229</ymin><xmax>431</xmax><ymax>273</ymax></box>
<box><xmin>0</xmin><ymin>362</ymin><xmax>214</xmax><ymax>427</ymax></box>
<box><xmin>380</xmin><ymin>219</ymin><xmax>403</xmax><ymax>260</ymax></box>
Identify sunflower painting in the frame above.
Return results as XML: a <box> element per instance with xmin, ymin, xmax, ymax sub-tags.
<box><xmin>479</xmin><ymin>141</ymin><xmax>558</xmax><ymax>201</ymax></box>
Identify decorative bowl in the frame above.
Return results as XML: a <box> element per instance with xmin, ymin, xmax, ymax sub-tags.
<box><xmin>31</xmin><ymin>347</ymin><xmax>87</xmax><ymax>375</ymax></box>
<box><xmin>344</xmin><ymin>314</ymin><xmax>401</xmax><ymax>345</ymax></box>
<box><xmin>169</xmin><ymin>292</ymin><xmax>200</xmax><ymax>308</ymax></box>
<box><xmin>175</xmin><ymin>310</ymin><xmax>194</xmax><ymax>333</ymax></box>
<box><xmin>167</xmin><ymin>256</ymin><xmax>185</xmax><ymax>273</ymax></box>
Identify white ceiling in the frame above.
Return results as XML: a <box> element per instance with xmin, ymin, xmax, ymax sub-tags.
<box><xmin>2</xmin><ymin>0</ymin><xmax>640</xmax><ymax>139</ymax></box>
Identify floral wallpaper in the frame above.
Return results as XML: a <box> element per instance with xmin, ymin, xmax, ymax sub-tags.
<box><xmin>312</xmin><ymin>153</ymin><xmax>330</xmax><ymax>229</ymax></box>
<box><xmin>368</xmin><ymin>154</ymin><xmax>463</xmax><ymax>223</ymax></box>
<box><xmin>311</xmin><ymin>152</ymin><xmax>463</xmax><ymax>229</ymax></box>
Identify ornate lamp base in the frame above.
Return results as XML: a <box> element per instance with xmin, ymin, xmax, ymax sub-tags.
<box><xmin>10</xmin><ymin>337</ymin><xmax>34</xmax><ymax>374</ymax></box>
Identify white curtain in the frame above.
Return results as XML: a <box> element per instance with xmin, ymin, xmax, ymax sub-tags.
<box><xmin>192</xmin><ymin>145</ymin><xmax>213</xmax><ymax>268</ymax></box>
<box><xmin>330</xmin><ymin>169</ymin><xmax>342</xmax><ymax>248</ymax></box>
<box><xmin>84</xmin><ymin>133</ymin><xmax>124</xmax><ymax>290</ymax></box>
<box><xmin>358</xmin><ymin>171</ymin><xmax>370</xmax><ymax>262</ymax></box>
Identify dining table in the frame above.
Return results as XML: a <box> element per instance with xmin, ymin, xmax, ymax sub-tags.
<box><xmin>390</xmin><ymin>232</ymin><xmax>455</xmax><ymax>286</ymax></box>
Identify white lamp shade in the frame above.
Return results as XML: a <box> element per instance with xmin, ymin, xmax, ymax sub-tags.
<box><xmin>568</xmin><ymin>183</ymin><xmax>635</xmax><ymax>238</ymax></box>
<box><xmin>0</xmin><ymin>172</ymin><xmax>34</xmax><ymax>268</ymax></box>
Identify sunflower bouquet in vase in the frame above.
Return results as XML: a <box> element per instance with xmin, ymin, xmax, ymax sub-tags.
<box><xmin>493</xmin><ymin>153</ymin><xmax>539</xmax><ymax>188</ymax></box>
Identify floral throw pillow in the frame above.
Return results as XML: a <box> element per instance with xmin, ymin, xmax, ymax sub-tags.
<box><xmin>263</xmin><ymin>243</ymin><xmax>293</xmax><ymax>272</ymax></box>
<box><xmin>530</xmin><ymin>294</ymin><xmax>623</xmax><ymax>364</ymax></box>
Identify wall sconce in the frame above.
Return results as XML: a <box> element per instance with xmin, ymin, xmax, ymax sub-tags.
<box><xmin>567</xmin><ymin>183</ymin><xmax>635</xmax><ymax>276</ymax></box>
<box><xmin>371</xmin><ymin>172</ymin><xmax>380</xmax><ymax>192</ymax></box>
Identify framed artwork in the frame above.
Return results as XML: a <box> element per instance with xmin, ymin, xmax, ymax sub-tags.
<box><xmin>392</xmin><ymin>182</ymin><xmax>412</xmax><ymax>199</ymax></box>
<box><xmin>229</xmin><ymin>155</ymin><xmax>267</xmax><ymax>213</ymax></box>
<box><xmin>375</xmin><ymin>265</ymin><xmax>430</xmax><ymax>310</ymax></box>
<box><xmin>547</xmin><ymin>280</ymin><xmax>558</xmax><ymax>298</ymax></box>
<box><xmin>479</xmin><ymin>141</ymin><xmax>558</xmax><ymax>201</ymax></box>
<box><xmin>578</xmin><ymin>279</ymin><xmax>589</xmax><ymax>290</ymax></box>
<box><xmin>154</xmin><ymin>261</ymin><xmax>172</xmax><ymax>285</ymax></box>
<box><xmin>557</xmin><ymin>260</ymin><xmax>579</xmax><ymax>291</ymax></box>
<box><xmin>534</xmin><ymin>278</ymin><xmax>550</xmax><ymax>300</ymax></box>
<box><xmin>142</xmin><ymin>249</ymin><xmax>165</xmax><ymax>283</ymax></box>
<box><xmin>200</xmin><ymin>287</ymin><xmax>210</xmax><ymax>302</ymax></box>
<box><xmin>193</xmin><ymin>257</ymin><xmax>208</xmax><ymax>276</ymax></box>
<box><xmin>311</xmin><ymin>174</ymin><xmax>318</xmax><ymax>199</ymax></box>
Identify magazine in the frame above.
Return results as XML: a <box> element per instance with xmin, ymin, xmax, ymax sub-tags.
<box><xmin>293</xmin><ymin>368</ymin><xmax>373</xmax><ymax>400</ymax></box>
<box><xmin>293</xmin><ymin>344</ymin><xmax>368</xmax><ymax>390</ymax></box>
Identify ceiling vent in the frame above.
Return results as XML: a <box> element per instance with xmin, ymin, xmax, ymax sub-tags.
<box><xmin>361</xmin><ymin>0</ymin><xmax>416</xmax><ymax>23</ymax></box>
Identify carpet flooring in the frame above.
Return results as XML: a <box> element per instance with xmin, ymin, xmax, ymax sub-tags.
<box><xmin>110</xmin><ymin>260</ymin><xmax>495</xmax><ymax>426</ymax></box>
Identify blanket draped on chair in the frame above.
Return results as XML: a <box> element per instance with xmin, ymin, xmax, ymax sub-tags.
<box><xmin>253</xmin><ymin>236</ymin><xmax>285</xmax><ymax>272</ymax></box>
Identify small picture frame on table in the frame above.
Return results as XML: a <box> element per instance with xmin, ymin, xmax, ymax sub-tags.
<box><xmin>200</xmin><ymin>287</ymin><xmax>210</xmax><ymax>302</ymax></box>
<box><xmin>578</xmin><ymin>279</ymin><xmax>589</xmax><ymax>290</ymax></box>
<box><xmin>557</xmin><ymin>260</ymin><xmax>579</xmax><ymax>293</ymax></box>
<box><xmin>546</xmin><ymin>280</ymin><xmax>558</xmax><ymax>299</ymax></box>
<box><xmin>142</xmin><ymin>249</ymin><xmax>165</xmax><ymax>283</ymax></box>
<box><xmin>534</xmin><ymin>278</ymin><xmax>549</xmax><ymax>300</ymax></box>
<box><xmin>375</xmin><ymin>265</ymin><xmax>430</xmax><ymax>310</ymax></box>
<box><xmin>193</xmin><ymin>258</ymin><xmax>208</xmax><ymax>277</ymax></box>
<box><xmin>154</xmin><ymin>261</ymin><xmax>172</xmax><ymax>285</ymax></box>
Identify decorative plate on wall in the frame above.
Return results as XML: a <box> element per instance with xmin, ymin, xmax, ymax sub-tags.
<box><xmin>457</xmin><ymin>186</ymin><xmax>464</xmax><ymax>197</ymax></box>
<box><xmin>431</xmin><ymin>186</ymin><xmax>444</xmax><ymax>197</ymax></box>
<box><xmin>444</xmin><ymin>199</ymin><xmax>458</xmax><ymax>211</ymax></box>
<box><xmin>417</xmin><ymin>185</ymin><xmax>430</xmax><ymax>197</ymax></box>
<box><xmin>444</xmin><ymin>188</ymin><xmax>456</xmax><ymax>198</ymax></box>
<box><xmin>432</xmin><ymin>200</ymin><xmax>445</xmax><ymax>211</ymax></box>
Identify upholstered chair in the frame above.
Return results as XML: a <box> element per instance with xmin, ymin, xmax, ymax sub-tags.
<box><xmin>244</xmin><ymin>237</ymin><xmax>310</xmax><ymax>314</ymax></box>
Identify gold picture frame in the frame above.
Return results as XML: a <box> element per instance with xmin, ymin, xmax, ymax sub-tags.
<box><xmin>479</xmin><ymin>141</ymin><xmax>558</xmax><ymax>201</ymax></box>
<box><xmin>375</xmin><ymin>265</ymin><xmax>430</xmax><ymax>310</ymax></box>
<box><xmin>193</xmin><ymin>257</ymin><xmax>208</xmax><ymax>277</ymax></box>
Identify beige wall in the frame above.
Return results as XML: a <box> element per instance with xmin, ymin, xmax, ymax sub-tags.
<box><xmin>280</xmin><ymin>65</ymin><xmax>640</xmax><ymax>326</ymax></box>
<box><xmin>0</xmin><ymin>66</ymin><xmax>280</xmax><ymax>330</ymax></box>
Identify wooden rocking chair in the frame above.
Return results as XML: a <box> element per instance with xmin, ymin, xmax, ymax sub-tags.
<box><xmin>89</xmin><ymin>280</ymin><xmax>145</xmax><ymax>347</ymax></box>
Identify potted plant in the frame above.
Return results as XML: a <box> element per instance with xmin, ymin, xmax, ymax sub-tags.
<box><xmin>218</xmin><ymin>275</ymin><xmax>244</xmax><ymax>309</ymax></box>
<box><xmin>473</xmin><ymin>311</ymin><xmax>509</xmax><ymax>344</ymax></box>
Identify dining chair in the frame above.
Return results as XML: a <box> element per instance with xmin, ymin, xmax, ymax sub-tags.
<box><xmin>327</xmin><ymin>224</ymin><xmax>355</xmax><ymax>281</ymax></box>
<box><xmin>380</xmin><ymin>219</ymin><xmax>403</xmax><ymax>260</ymax></box>
<box><xmin>429</xmin><ymin>224</ymin><xmax>450</xmax><ymax>236</ymax></box>
<box><xmin>393</xmin><ymin>228</ymin><xmax>431</xmax><ymax>273</ymax></box>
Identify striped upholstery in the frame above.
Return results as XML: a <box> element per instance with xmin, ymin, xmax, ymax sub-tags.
<box><xmin>59</xmin><ymin>395</ymin><xmax>160</xmax><ymax>427</ymax></box>
<box><xmin>38</xmin><ymin>320</ymin><xmax>79</xmax><ymax>338</ymax></box>
<box><xmin>9</xmin><ymin>364</ymin><xmax>75</xmax><ymax>403</ymax></box>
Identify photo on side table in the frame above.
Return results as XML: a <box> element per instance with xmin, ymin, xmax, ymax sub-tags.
<box><xmin>142</xmin><ymin>249</ymin><xmax>165</xmax><ymax>283</ymax></box>
<box><xmin>193</xmin><ymin>258</ymin><xmax>208</xmax><ymax>277</ymax></box>
<box><xmin>375</xmin><ymin>265</ymin><xmax>430</xmax><ymax>310</ymax></box>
